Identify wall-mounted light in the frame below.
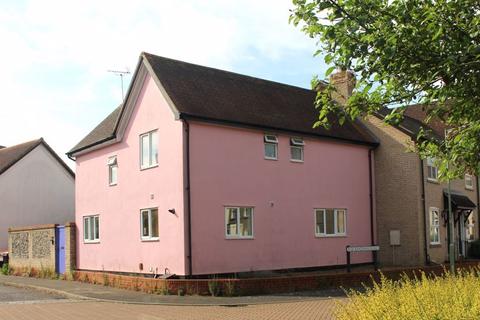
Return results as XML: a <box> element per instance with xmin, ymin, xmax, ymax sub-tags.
<box><xmin>168</xmin><ymin>208</ymin><xmax>176</xmax><ymax>214</ymax></box>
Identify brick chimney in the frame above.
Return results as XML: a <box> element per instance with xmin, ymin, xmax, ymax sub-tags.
<box><xmin>329</xmin><ymin>69</ymin><xmax>356</xmax><ymax>105</ymax></box>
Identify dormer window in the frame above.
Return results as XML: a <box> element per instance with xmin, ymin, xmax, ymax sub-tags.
<box><xmin>107</xmin><ymin>156</ymin><xmax>118</xmax><ymax>186</ymax></box>
<box><xmin>290</xmin><ymin>137</ymin><xmax>304</xmax><ymax>162</ymax></box>
<box><xmin>264</xmin><ymin>134</ymin><xmax>278</xmax><ymax>160</ymax></box>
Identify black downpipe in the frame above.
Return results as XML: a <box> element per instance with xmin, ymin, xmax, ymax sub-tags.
<box><xmin>184</xmin><ymin>120</ymin><xmax>193</xmax><ymax>276</ymax></box>
<box><xmin>476</xmin><ymin>175</ymin><xmax>480</xmax><ymax>237</ymax></box>
<box><xmin>420</xmin><ymin>157</ymin><xmax>430</xmax><ymax>265</ymax></box>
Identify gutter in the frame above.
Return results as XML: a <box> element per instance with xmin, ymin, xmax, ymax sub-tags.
<box><xmin>420</xmin><ymin>156</ymin><xmax>430</xmax><ymax>265</ymax></box>
<box><xmin>183</xmin><ymin>119</ymin><xmax>193</xmax><ymax>277</ymax></box>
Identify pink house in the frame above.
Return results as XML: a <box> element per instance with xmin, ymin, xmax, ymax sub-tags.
<box><xmin>67</xmin><ymin>53</ymin><xmax>378</xmax><ymax>276</ymax></box>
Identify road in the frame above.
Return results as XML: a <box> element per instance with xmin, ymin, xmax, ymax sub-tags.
<box><xmin>0</xmin><ymin>284</ymin><xmax>341</xmax><ymax>319</ymax></box>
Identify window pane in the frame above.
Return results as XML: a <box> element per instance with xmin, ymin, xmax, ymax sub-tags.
<box><xmin>84</xmin><ymin>218</ymin><xmax>89</xmax><ymax>240</ymax></box>
<box><xmin>291</xmin><ymin>146</ymin><xmax>303</xmax><ymax>161</ymax></box>
<box><xmin>336</xmin><ymin>210</ymin><xmax>345</xmax><ymax>234</ymax></box>
<box><xmin>89</xmin><ymin>217</ymin><xmax>95</xmax><ymax>240</ymax></box>
<box><xmin>265</xmin><ymin>143</ymin><xmax>277</xmax><ymax>158</ymax></box>
<box><xmin>141</xmin><ymin>135</ymin><xmax>149</xmax><ymax>167</ymax></box>
<box><xmin>110</xmin><ymin>165</ymin><xmax>118</xmax><ymax>185</ymax></box>
<box><xmin>239</xmin><ymin>208</ymin><xmax>253</xmax><ymax>236</ymax></box>
<box><xmin>150</xmin><ymin>131</ymin><xmax>158</xmax><ymax>165</ymax></box>
<box><xmin>325</xmin><ymin>209</ymin><xmax>335</xmax><ymax>234</ymax></box>
<box><xmin>141</xmin><ymin>211</ymin><xmax>150</xmax><ymax>237</ymax></box>
<box><xmin>225</xmin><ymin>208</ymin><xmax>238</xmax><ymax>236</ymax></box>
<box><xmin>151</xmin><ymin>209</ymin><xmax>158</xmax><ymax>238</ymax></box>
<box><xmin>316</xmin><ymin>210</ymin><xmax>325</xmax><ymax>234</ymax></box>
<box><xmin>94</xmin><ymin>216</ymin><xmax>99</xmax><ymax>240</ymax></box>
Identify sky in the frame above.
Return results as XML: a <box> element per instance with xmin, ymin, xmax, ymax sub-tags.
<box><xmin>0</xmin><ymin>0</ymin><xmax>327</xmax><ymax>168</ymax></box>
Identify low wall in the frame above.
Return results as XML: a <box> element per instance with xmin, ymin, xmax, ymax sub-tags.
<box><xmin>73</xmin><ymin>261</ymin><xmax>480</xmax><ymax>296</ymax></box>
<box><xmin>8</xmin><ymin>223</ymin><xmax>76</xmax><ymax>273</ymax></box>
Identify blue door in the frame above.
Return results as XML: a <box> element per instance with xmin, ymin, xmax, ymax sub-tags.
<box><xmin>55</xmin><ymin>226</ymin><xmax>66</xmax><ymax>274</ymax></box>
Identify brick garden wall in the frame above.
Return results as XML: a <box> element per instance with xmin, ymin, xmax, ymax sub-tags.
<box><xmin>73</xmin><ymin>261</ymin><xmax>480</xmax><ymax>296</ymax></box>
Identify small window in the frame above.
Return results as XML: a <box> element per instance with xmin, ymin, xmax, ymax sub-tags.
<box><xmin>108</xmin><ymin>156</ymin><xmax>118</xmax><ymax>186</ymax></box>
<box><xmin>83</xmin><ymin>215</ymin><xmax>100</xmax><ymax>243</ymax></box>
<box><xmin>140</xmin><ymin>208</ymin><xmax>159</xmax><ymax>240</ymax></box>
<box><xmin>429</xmin><ymin>207</ymin><xmax>440</xmax><ymax>245</ymax></box>
<box><xmin>465</xmin><ymin>174</ymin><xmax>474</xmax><ymax>190</ymax></box>
<box><xmin>315</xmin><ymin>209</ymin><xmax>346</xmax><ymax>237</ymax></box>
<box><xmin>290</xmin><ymin>137</ymin><xmax>304</xmax><ymax>162</ymax></box>
<box><xmin>225</xmin><ymin>207</ymin><xmax>253</xmax><ymax>238</ymax></box>
<box><xmin>140</xmin><ymin>130</ymin><xmax>158</xmax><ymax>169</ymax></box>
<box><xmin>264</xmin><ymin>134</ymin><xmax>278</xmax><ymax>160</ymax></box>
<box><xmin>426</xmin><ymin>157</ymin><xmax>438</xmax><ymax>182</ymax></box>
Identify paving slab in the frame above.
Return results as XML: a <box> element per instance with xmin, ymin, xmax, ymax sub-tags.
<box><xmin>0</xmin><ymin>283</ymin><xmax>66</xmax><ymax>304</ymax></box>
<box><xmin>0</xmin><ymin>275</ymin><xmax>346</xmax><ymax>306</ymax></box>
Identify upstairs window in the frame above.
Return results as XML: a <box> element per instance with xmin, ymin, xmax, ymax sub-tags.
<box><xmin>140</xmin><ymin>208</ymin><xmax>159</xmax><ymax>240</ymax></box>
<box><xmin>83</xmin><ymin>215</ymin><xmax>100</xmax><ymax>243</ymax></box>
<box><xmin>225</xmin><ymin>207</ymin><xmax>254</xmax><ymax>238</ymax></box>
<box><xmin>315</xmin><ymin>209</ymin><xmax>346</xmax><ymax>237</ymax></box>
<box><xmin>264</xmin><ymin>134</ymin><xmax>278</xmax><ymax>160</ymax></box>
<box><xmin>140</xmin><ymin>130</ymin><xmax>158</xmax><ymax>169</ymax></box>
<box><xmin>465</xmin><ymin>174</ymin><xmax>474</xmax><ymax>190</ymax></box>
<box><xmin>107</xmin><ymin>156</ymin><xmax>118</xmax><ymax>186</ymax></box>
<box><xmin>290</xmin><ymin>137</ymin><xmax>304</xmax><ymax>162</ymax></box>
<box><xmin>426</xmin><ymin>157</ymin><xmax>438</xmax><ymax>182</ymax></box>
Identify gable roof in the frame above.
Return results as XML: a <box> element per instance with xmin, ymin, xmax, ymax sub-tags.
<box><xmin>0</xmin><ymin>138</ymin><xmax>75</xmax><ymax>177</ymax></box>
<box><xmin>375</xmin><ymin>105</ymin><xmax>444</xmax><ymax>141</ymax></box>
<box><xmin>68</xmin><ymin>52</ymin><xmax>378</xmax><ymax>156</ymax></box>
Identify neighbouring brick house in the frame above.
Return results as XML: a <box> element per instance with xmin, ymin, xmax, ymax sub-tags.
<box><xmin>67</xmin><ymin>52</ymin><xmax>379</xmax><ymax>277</ymax></box>
<box><xmin>361</xmin><ymin>101</ymin><xmax>479</xmax><ymax>266</ymax></box>
<box><xmin>0</xmin><ymin>139</ymin><xmax>75</xmax><ymax>253</ymax></box>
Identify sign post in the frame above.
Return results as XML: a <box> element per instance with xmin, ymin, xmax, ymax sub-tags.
<box><xmin>346</xmin><ymin>245</ymin><xmax>380</xmax><ymax>273</ymax></box>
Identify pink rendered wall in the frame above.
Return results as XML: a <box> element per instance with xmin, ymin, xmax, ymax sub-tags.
<box><xmin>189</xmin><ymin>122</ymin><xmax>373</xmax><ymax>275</ymax></box>
<box><xmin>75</xmin><ymin>74</ymin><xmax>186</xmax><ymax>275</ymax></box>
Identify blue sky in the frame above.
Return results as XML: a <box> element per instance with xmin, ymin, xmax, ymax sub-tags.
<box><xmin>0</xmin><ymin>0</ymin><xmax>327</xmax><ymax>166</ymax></box>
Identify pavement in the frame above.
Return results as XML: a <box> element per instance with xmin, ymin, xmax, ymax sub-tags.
<box><xmin>0</xmin><ymin>277</ymin><xmax>344</xmax><ymax>319</ymax></box>
<box><xmin>0</xmin><ymin>274</ymin><xmax>347</xmax><ymax>306</ymax></box>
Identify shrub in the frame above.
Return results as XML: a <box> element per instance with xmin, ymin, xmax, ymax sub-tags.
<box><xmin>224</xmin><ymin>280</ymin><xmax>237</xmax><ymax>297</ymax></box>
<box><xmin>336</xmin><ymin>269</ymin><xmax>480</xmax><ymax>320</ymax></box>
<box><xmin>1</xmin><ymin>263</ymin><xmax>10</xmax><ymax>275</ymax></box>
<box><xmin>208</xmin><ymin>279</ymin><xmax>220</xmax><ymax>297</ymax></box>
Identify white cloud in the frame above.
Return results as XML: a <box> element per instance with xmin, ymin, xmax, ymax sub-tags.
<box><xmin>0</xmin><ymin>0</ymin><xmax>317</xmax><ymax>167</ymax></box>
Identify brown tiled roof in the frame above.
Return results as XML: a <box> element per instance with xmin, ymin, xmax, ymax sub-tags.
<box><xmin>403</xmin><ymin>104</ymin><xmax>446</xmax><ymax>137</ymax></box>
<box><xmin>0</xmin><ymin>138</ymin><xmax>74</xmax><ymax>177</ymax></box>
<box><xmin>68</xmin><ymin>106</ymin><xmax>122</xmax><ymax>154</ymax></box>
<box><xmin>69</xmin><ymin>53</ymin><xmax>378</xmax><ymax>155</ymax></box>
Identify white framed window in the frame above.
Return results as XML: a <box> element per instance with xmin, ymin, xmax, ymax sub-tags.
<box><xmin>140</xmin><ymin>208</ymin><xmax>159</xmax><ymax>240</ymax></box>
<box><xmin>290</xmin><ymin>137</ymin><xmax>304</xmax><ymax>162</ymax></box>
<box><xmin>315</xmin><ymin>208</ymin><xmax>347</xmax><ymax>237</ymax></box>
<box><xmin>83</xmin><ymin>215</ymin><xmax>100</xmax><ymax>243</ymax></box>
<box><xmin>264</xmin><ymin>134</ymin><xmax>278</xmax><ymax>160</ymax></box>
<box><xmin>107</xmin><ymin>156</ymin><xmax>118</xmax><ymax>186</ymax></box>
<box><xmin>465</xmin><ymin>174</ymin><xmax>474</xmax><ymax>190</ymax></box>
<box><xmin>140</xmin><ymin>130</ymin><xmax>158</xmax><ymax>169</ymax></box>
<box><xmin>225</xmin><ymin>207</ymin><xmax>254</xmax><ymax>239</ymax></box>
<box><xmin>466</xmin><ymin>214</ymin><xmax>475</xmax><ymax>241</ymax></box>
<box><xmin>426</xmin><ymin>157</ymin><xmax>438</xmax><ymax>182</ymax></box>
<box><xmin>429</xmin><ymin>207</ymin><xmax>440</xmax><ymax>245</ymax></box>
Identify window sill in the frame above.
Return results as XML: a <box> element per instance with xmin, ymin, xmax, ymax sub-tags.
<box><xmin>140</xmin><ymin>164</ymin><xmax>159</xmax><ymax>171</ymax></box>
<box><xmin>315</xmin><ymin>234</ymin><xmax>347</xmax><ymax>238</ymax></box>
<box><xmin>225</xmin><ymin>236</ymin><xmax>254</xmax><ymax>240</ymax></box>
<box><xmin>109</xmin><ymin>183</ymin><xmax>117</xmax><ymax>187</ymax></box>
<box><xmin>290</xmin><ymin>159</ymin><xmax>304</xmax><ymax>163</ymax></box>
<box><xmin>465</xmin><ymin>186</ymin><xmax>474</xmax><ymax>191</ymax></box>
<box><xmin>141</xmin><ymin>238</ymin><xmax>159</xmax><ymax>242</ymax></box>
<box><xmin>264</xmin><ymin>157</ymin><xmax>278</xmax><ymax>161</ymax></box>
<box><xmin>84</xmin><ymin>240</ymin><xmax>100</xmax><ymax>244</ymax></box>
<box><xmin>429</xmin><ymin>243</ymin><xmax>442</xmax><ymax>248</ymax></box>
<box><xmin>427</xmin><ymin>178</ymin><xmax>439</xmax><ymax>184</ymax></box>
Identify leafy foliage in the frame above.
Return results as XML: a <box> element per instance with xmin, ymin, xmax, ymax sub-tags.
<box><xmin>290</xmin><ymin>0</ymin><xmax>480</xmax><ymax>178</ymax></box>
<box><xmin>336</xmin><ymin>269</ymin><xmax>480</xmax><ymax>319</ymax></box>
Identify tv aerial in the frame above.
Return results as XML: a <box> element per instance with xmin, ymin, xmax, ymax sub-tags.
<box><xmin>108</xmin><ymin>69</ymin><xmax>131</xmax><ymax>100</ymax></box>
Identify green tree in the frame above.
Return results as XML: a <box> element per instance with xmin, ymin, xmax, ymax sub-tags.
<box><xmin>290</xmin><ymin>0</ymin><xmax>480</xmax><ymax>179</ymax></box>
